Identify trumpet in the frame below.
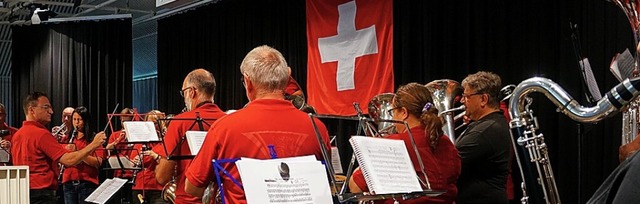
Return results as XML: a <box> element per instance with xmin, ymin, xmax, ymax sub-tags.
<box><xmin>51</xmin><ymin>124</ymin><xmax>68</xmax><ymax>142</ymax></box>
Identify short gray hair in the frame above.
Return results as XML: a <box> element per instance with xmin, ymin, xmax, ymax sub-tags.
<box><xmin>240</xmin><ymin>45</ymin><xmax>290</xmax><ymax>92</ymax></box>
<box><xmin>462</xmin><ymin>71</ymin><xmax>502</xmax><ymax>108</ymax></box>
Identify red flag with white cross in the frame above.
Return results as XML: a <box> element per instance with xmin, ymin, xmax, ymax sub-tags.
<box><xmin>306</xmin><ymin>0</ymin><xmax>394</xmax><ymax>116</ymax></box>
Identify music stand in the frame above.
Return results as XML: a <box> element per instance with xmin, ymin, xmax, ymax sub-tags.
<box><xmin>157</xmin><ymin>112</ymin><xmax>218</xmax><ymax>161</ymax></box>
<box><xmin>307</xmin><ymin>114</ymin><xmax>445</xmax><ymax>203</ymax></box>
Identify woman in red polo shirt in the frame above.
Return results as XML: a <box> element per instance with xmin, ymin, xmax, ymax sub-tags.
<box><xmin>62</xmin><ymin>106</ymin><xmax>105</xmax><ymax>204</ymax></box>
<box><xmin>349</xmin><ymin>83</ymin><xmax>462</xmax><ymax>204</ymax></box>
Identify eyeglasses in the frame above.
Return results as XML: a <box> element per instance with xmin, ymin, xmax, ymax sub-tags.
<box><xmin>241</xmin><ymin>77</ymin><xmax>246</xmax><ymax>86</ymax></box>
<box><xmin>179</xmin><ymin>87</ymin><xmax>194</xmax><ymax>97</ymax></box>
<box><xmin>34</xmin><ymin>105</ymin><xmax>52</xmax><ymax>110</ymax></box>
<box><xmin>386</xmin><ymin>107</ymin><xmax>402</xmax><ymax>116</ymax></box>
<box><xmin>462</xmin><ymin>92</ymin><xmax>484</xmax><ymax>99</ymax></box>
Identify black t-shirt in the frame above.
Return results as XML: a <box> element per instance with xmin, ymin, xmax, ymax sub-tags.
<box><xmin>455</xmin><ymin>111</ymin><xmax>511</xmax><ymax>204</ymax></box>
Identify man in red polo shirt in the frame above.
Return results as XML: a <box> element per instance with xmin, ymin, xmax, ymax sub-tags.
<box><xmin>151</xmin><ymin>68</ymin><xmax>226</xmax><ymax>203</ymax></box>
<box><xmin>11</xmin><ymin>92</ymin><xmax>106</xmax><ymax>204</ymax></box>
<box><xmin>185</xmin><ymin>45</ymin><xmax>331</xmax><ymax>203</ymax></box>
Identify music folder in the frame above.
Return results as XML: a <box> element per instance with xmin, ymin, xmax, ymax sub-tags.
<box><xmin>107</xmin><ymin>156</ymin><xmax>134</xmax><ymax>169</ymax></box>
<box><xmin>85</xmin><ymin>178</ymin><xmax>128</xmax><ymax>204</ymax></box>
<box><xmin>185</xmin><ymin>131</ymin><xmax>207</xmax><ymax>155</ymax></box>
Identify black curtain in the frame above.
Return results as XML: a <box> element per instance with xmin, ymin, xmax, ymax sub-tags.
<box><xmin>158</xmin><ymin>0</ymin><xmax>629</xmax><ymax>202</ymax></box>
<box><xmin>11</xmin><ymin>18</ymin><xmax>132</xmax><ymax>133</ymax></box>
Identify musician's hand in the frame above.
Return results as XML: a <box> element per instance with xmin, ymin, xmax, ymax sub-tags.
<box><xmin>91</xmin><ymin>132</ymin><xmax>107</xmax><ymax>148</ymax></box>
<box><xmin>65</xmin><ymin>144</ymin><xmax>77</xmax><ymax>151</ymax></box>
<box><xmin>462</xmin><ymin>115</ymin><xmax>471</xmax><ymax>124</ymax></box>
<box><xmin>131</xmin><ymin>155</ymin><xmax>141</xmax><ymax>166</ymax></box>
<box><xmin>142</xmin><ymin>150</ymin><xmax>160</xmax><ymax>162</ymax></box>
<box><xmin>0</xmin><ymin>139</ymin><xmax>10</xmax><ymax>149</ymax></box>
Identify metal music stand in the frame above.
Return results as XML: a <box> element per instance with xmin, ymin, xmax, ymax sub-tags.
<box><xmin>307</xmin><ymin>113</ymin><xmax>445</xmax><ymax>203</ymax></box>
<box><xmin>157</xmin><ymin>112</ymin><xmax>218</xmax><ymax>160</ymax></box>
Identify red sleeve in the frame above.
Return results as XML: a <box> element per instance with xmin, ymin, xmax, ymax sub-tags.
<box><xmin>157</xmin><ymin>122</ymin><xmax>181</xmax><ymax>157</ymax></box>
<box><xmin>185</xmin><ymin>125</ymin><xmax>219</xmax><ymax>188</ymax></box>
<box><xmin>351</xmin><ymin>168</ymin><xmax>369</xmax><ymax>192</ymax></box>
<box><xmin>39</xmin><ymin>133</ymin><xmax>69</xmax><ymax>161</ymax></box>
<box><xmin>108</xmin><ymin>132</ymin><xmax>118</xmax><ymax>143</ymax></box>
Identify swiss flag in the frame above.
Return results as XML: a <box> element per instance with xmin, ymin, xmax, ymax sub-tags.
<box><xmin>306</xmin><ymin>0</ymin><xmax>394</xmax><ymax>116</ymax></box>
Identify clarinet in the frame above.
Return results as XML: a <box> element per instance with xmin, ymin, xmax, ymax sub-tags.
<box><xmin>58</xmin><ymin>127</ymin><xmax>77</xmax><ymax>182</ymax></box>
<box><xmin>130</xmin><ymin>144</ymin><xmax>148</xmax><ymax>184</ymax></box>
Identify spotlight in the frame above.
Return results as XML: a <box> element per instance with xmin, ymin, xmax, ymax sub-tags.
<box><xmin>29</xmin><ymin>4</ymin><xmax>57</xmax><ymax>25</ymax></box>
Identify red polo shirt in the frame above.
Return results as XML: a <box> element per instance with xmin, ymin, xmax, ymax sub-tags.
<box><xmin>108</xmin><ymin>130</ymin><xmax>134</xmax><ymax>178</ymax></box>
<box><xmin>62</xmin><ymin>136</ymin><xmax>105</xmax><ymax>185</ymax></box>
<box><xmin>11</xmin><ymin>121</ymin><xmax>69</xmax><ymax>190</ymax></box>
<box><xmin>131</xmin><ymin>142</ymin><xmax>163</xmax><ymax>190</ymax></box>
<box><xmin>1</xmin><ymin>122</ymin><xmax>19</xmax><ymax>142</ymax></box>
<box><xmin>186</xmin><ymin>99</ymin><xmax>331</xmax><ymax>204</ymax></box>
<box><xmin>153</xmin><ymin>103</ymin><xmax>226</xmax><ymax>203</ymax></box>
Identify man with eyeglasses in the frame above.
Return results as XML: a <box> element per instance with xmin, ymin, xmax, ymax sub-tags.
<box><xmin>150</xmin><ymin>68</ymin><xmax>226</xmax><ymax>203</ymax></box>
<box><xmin>11</xmin><ymin>92</ymin><xmax>106</xmax><ymax>204</ymax></box>
<box><xmin>455</xmin><ymin>71</ymin><xmax>511</xmax><ymax>204</ymax></box>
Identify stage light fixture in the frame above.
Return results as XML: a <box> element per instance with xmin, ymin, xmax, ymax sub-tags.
<box><xmin>30</xmin><ymin>6</ymin><xmax>57</xmax><ymax>25</ymax></box>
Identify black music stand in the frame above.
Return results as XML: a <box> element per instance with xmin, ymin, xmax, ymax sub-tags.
<box><xmin>158</xmin><ymin>112</ymin><xmax>217</xmax><ymax>160</ymax></box>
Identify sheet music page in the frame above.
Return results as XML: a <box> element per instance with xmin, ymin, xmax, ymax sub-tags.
<box><xmin>85</xmin><ymin>178</ymin><xmax>128</xmax><ymax>204</ymax></box>
<box><xmin>580</xmin><ymin>58</ymin><xmax>602</xmax><ymax>100</ymax></box>
<box><xmin>350</xmin><ymin>136</ymin><xmax>422</xmax><ymax>194</ymax></box>
<box><xmin>610</xmin><ymin>53</ymin><xmax>623</xmax><ymax>82</ymax></box>
<box><xmin>108</xmin><ymin>156</ymin><xmax>133</xmax><ymax>169</ymax></box>
<box><xmin>618</xmin><ymin>48</ymin><xmax>636</xmax><ymax>80</ymax></box>
<box><xmin>330</xmin><ymin>146</ymin><xmax>343</xmax><ymax>174</ymax></box>
<box><xmin>236</xmin><ymin>157</ymin><xmax>333</xmax><ymax>204</ymax></box>
<box><xmin>185</xmin><ymin>131</ymin><xmax>207</xmax><ymax>155</ymax></box>
<box><xmin>123</xmin><ymin>121</ymin><xmax>159</xmax><ymax>142</ymax></box>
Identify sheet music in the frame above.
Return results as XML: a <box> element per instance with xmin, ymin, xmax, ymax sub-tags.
<box><xmin>350</xmin><ymin>136</ymin><xmax>422</xmax><ymax>194</ymax></box>
<box><xmin>580</xmin><ymin>58</ymin><xmax>602</xmax><ymax>100</ymax></box>
<box><xmin>610</xmin><ymin>53</ymin><xmax>623</xmax><ymax>82</ymax></box>
<box><xmin>108</xmin><ymin>156</ymin><xmax>134</xmax><ymax>169</ymax></box>
<box><xmin>236</xmin><ymin>156</ymin><xmax>333</xmax><ymax>204</ymax></box>
<box><xmin>330</xmin><ymin>146</ymin><xmax>343</xmax><ymax>174</ymax></box>
<box><xmin>618</xmin><ymin>48</ymin><xmax>636</xmax><ymax>80</ymax></box>
<box><xmin>123</xmin><ymin>121</ymin><xmax>159</xmax><ymax>142</ymax></box>
<box><xmin>85</xmin><ymin>178</ymin><xmax>128</xmax><ymax>204</ymax></box>
<box><xmin>185</xmin><ymin>131</ymin><xmax>207</xmax><ymax>155</ymax></box>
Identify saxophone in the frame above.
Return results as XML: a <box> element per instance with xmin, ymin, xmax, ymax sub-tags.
<box><xmin>508</xmin><ymin>77</ymin><xmax>640</xmax><ymax>204</ymax></box>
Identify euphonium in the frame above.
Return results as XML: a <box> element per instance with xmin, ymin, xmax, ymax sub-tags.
<box><xmin>367</xmin><ymin>93</ymin><xmax>397</xmax><ymax>136</ymax></box>
<box><xmin>161</xmin><ymin>180</ymin><xmax>176</xmax><ymax>203</ymax></box>
<box><xmin>426</xmin><ymin>79</ymin><xmax>464</xmax><ymax>142</ymax></box>
<box><xmin>610</xmin><ymin>0</ymin><xmax>640</xmax><ymax>146</ymax></box>
<box><xmin>508</xmin><ymin>77</ymin><xmax>640</xmax><ymax>204</ymax></box>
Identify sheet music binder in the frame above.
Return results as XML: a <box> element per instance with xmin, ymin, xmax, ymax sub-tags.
<box><xmin>349</xmin><ymin>136</ymin><xmax>422</xmax><ymax>194</ymax></box>
<box><xmin>158</xmin><ymin>113</ymin><xmax>217</xmax><ymax>160</ymax></box>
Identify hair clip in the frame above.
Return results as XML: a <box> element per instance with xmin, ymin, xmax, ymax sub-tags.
<box><xmin>423</xmin><ymin>102</ymin><xmax>433</xmax><ymax>112</ymax></box>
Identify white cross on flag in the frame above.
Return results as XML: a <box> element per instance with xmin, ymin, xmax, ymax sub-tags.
<box><xmin>306</xmin><ymin>0</ymin><xmax>394</xmax><ymax>116</ymax></box>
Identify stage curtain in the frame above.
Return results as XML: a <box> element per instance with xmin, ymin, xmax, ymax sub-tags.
<box><xmin>157</xmin><ymin>0</ymin><xmax>629</xmax><ymax>201</ymax></box>
<box><xmin>133</xmin><ymin>76</ymin><xmax>158</xmax><ymax>114</ymax></box>
<box><xmin>11</xmin><ymin>18</ymin><xmax>132</xmax><ymax>133</ymax></box>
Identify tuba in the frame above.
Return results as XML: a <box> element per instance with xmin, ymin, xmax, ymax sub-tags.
<box><xmin>611</xmin><ymin>0</ymin><xmax>640</xmax><ymax>147</ymax></box>
<box><xmin>508</xmin><ymin>77</ymin><xmax>640</xmax><ymax>204</ymax></box>
<box><xmin>426</xmin><ymin>79</ymin><xmax>464</xmax><ymax>142</ymax></box>
<box><xmin>161</xmin><ymin>180</ymin><xmax>176</xmax><ymax>203</ymax></box>
<box><xmin>367</xmin><ymin>93</ymin><xmax>398</xmax><ymax>136</ymax></box>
